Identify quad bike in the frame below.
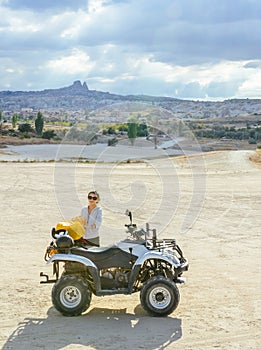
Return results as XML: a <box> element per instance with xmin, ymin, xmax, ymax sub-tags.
<box><xmin>40</xmin><ymin>210</ymin><xmax>189</xmax><ymax>317</ymax></box>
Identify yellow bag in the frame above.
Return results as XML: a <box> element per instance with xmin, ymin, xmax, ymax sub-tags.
<box><xmin>56</xmin><ymin>220</ymin><xmax>85</xmax><ymax>240</ymax></box>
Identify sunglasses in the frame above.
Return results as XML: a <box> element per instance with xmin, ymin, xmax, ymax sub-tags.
<box><xmin>88</xmin><ymin>195</ymin><xmax>98</xmax><ymax>200</ymax></box>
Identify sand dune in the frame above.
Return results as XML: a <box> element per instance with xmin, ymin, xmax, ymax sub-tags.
<box><xmin>0</xmin><ymin>150</ymin><xmax>260</xmax><ymax>349</ymax></box>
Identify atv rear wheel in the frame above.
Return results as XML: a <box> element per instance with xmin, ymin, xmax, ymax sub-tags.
<box><xmin>140</xmin><ymin>276</ymin><xmax>180</xmax><ymax>317</ymax></box>
<box><xmin>52</xmin><ymin>274</ymin><xmax>92</xmax><ymax>316</ymax></box>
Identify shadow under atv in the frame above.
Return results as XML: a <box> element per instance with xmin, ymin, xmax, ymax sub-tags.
<box><xmin>2</xmin><ymin>306</ymin><xmax>182</xmax><ymax>350</ymax></box>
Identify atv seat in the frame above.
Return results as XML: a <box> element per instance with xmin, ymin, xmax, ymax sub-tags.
<box><xmin>71</xmin><ymin>245</ymin><xmax>137</xmax><ymax>269</ymax></box>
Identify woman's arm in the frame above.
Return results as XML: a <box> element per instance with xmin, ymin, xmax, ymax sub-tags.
<box><xmin>94</xmin><ymin>207</ymin><xmax>102</xmax><ymax>229</ymax></box>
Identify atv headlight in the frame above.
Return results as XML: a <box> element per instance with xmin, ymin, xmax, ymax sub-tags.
<box><xmin>48</xmin><ymin>247</ymin><xmax>58</xmax><ymax>256</ymax></box>
<box><xmin>46</xmin><ymin>245</ymin><xmax>58</xmax><ymax>257</ymax></box>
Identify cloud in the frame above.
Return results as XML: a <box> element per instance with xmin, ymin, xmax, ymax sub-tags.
<box><xmin>66</xmin><ymin>0</ymin><xmax>261</xmax><ymax>65</ymax></box>
<box><xmin>3</xmin><ymin>0</ymin><xmax>88</xmax><ymax>12</ymax></box>
<box><xmin>244</xmin><ymin>60</ymin><xmax>261</xmax><ymax>69</ymax></box>
<box><xmin>47</xmin><ymin>49</ymin><xmax>94</xmax><ymax>74</ymax></box>
<box><xmin>0</xmin><ymin>0</ymin><xmax>261</xmax><ymax>99</ymax></box>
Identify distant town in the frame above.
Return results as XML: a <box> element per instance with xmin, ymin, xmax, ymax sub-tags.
<box><xmin>0</xmin><ymin>81</ymin><xmax>261</xmax><ymax>150</ymax></box>
<box><xmin>0</xmin><ymin>80</ymin><xmax>261</xmax><ymax>122</ymax></box>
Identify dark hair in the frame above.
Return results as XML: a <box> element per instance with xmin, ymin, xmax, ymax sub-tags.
<box><xmin>88</xmin><ymin>190</ymin><xmax>100</xmax><ymax>202</ymax></box>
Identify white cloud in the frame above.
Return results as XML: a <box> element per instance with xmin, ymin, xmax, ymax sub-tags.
<box><xmin>47</xmin><ymin>49</ymin><xmax>94</xmax><ymax>74</ymax></box>
<box><xmin>5</xmin><ymin>68</ymin><xmax>15</xmax><ymax>73</ymax></box>
<box><xmin>88</xmin><ymin>0</ymin><xmax>110</xmax><ymax>13</ymax></box>
<box><xmin>238</xmin><ymin>68</ymin><xmax>261</xmax><ymax>98</ymax></box>
<box><xmin>0</xmin><ymin>0</ymin><xmax>261</xmax><ymax>99</ymax></box>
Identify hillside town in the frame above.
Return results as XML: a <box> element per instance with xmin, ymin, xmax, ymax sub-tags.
<box><xmin>0</xmin><ymin>81</ymin><xmax>261</xmax><ymax>123</ymax></box>
<box><xmin>0</xmin><ymin>81</ymin><xmax>261</xmax><ymax>151</ymax></box>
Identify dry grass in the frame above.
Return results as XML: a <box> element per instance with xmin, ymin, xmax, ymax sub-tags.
<box><xmin>249</xmin><ymin>148</ymin><xmax>261</xmax><ymax>164</ymax></box>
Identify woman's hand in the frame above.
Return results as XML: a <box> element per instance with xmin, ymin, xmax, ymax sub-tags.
<box><xmin>87</xmin><ymin>224</ymin><xmax>96</xmax><ymax>230</ymax></box>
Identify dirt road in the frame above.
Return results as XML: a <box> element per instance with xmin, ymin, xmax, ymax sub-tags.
<box><xmin>0</xmin><ymin>150</ymin><xmax>260</xmax><ymax>349</ymax></box>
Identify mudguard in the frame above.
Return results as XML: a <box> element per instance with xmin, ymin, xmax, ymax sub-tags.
<box><xmin>47</xmin><ymin>254</ymin><xmax>101</xmax><ymax>290</ymax></box>
<box><xmin>134</xmin><ymin>250</ymin><xmax>180</xmax><ymax>267</ymax></box>
<box><xmin>127</xmin><ymin>251</ymin><xmax>181</xmax><ymax>292</ymax></box>
<box><xmin>47</xmin><ymin>253</ymin><xmax>97</xmax><ymax>268</ymax></box>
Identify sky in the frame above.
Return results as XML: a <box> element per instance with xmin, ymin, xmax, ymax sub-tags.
<box><xmin>0</xmin><ymin>0</ymin><xmax>261</xmax><ymax>100</ymax></box>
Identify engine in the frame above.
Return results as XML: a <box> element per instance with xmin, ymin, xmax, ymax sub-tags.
<box><xmin>100</xmin><ymin>268</ymin><xmax>130</xmax><ymax>289</ymax></box>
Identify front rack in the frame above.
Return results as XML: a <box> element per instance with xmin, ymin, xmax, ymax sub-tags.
<box><xmin>126</xmin><ymin>220</ymin><xmax>184</xmax><ymax>258</ymax></box>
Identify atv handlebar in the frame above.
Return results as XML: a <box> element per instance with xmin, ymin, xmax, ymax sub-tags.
<box><xmin>124</xmin><ymin>210</ymin><xmax>183</xmax><ymax>254</ymax></box>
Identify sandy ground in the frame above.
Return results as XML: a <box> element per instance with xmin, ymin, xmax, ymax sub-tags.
<box><xmin>0</xmin><ymin>150</ymin><xmax>260</xmax><ymax>349</ymax></box>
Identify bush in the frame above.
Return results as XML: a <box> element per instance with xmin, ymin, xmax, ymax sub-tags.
<box><xmin>248</xmin><ymin>138</ymin><xmax>257</xmax><ymax>144</ymax></box>
<box><xmin>18</xmin><ymin>123</ymin><xmax>33</xmax><ymax>133</ymax></box>
<box><xmin>9</xmin><ymin>131</ymin><xmax>18</xmax><ymax>137</ymax></box>
<box><xmin>108</xmin><ymin>137</ymin><xmax>118</xmax><ymax>146</ymax></box>
<box><xmin>53</xmin><ymin>136</ymin><xmax>62</xmax><ymax>141</ymax></box>
<box><xmin>42</xmin><ymin>130</ymin><xmax>56</xmax><ymax>140</ymax></box>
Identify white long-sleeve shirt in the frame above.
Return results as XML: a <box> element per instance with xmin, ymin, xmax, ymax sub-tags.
<box><xmin>80</xmin><ymin>206</ymin><xmax>102</xmax><ymax>239</ymax></box>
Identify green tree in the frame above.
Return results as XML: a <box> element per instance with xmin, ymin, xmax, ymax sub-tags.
<box><xmin>18</xmin><ymin>123</ymin><xmax>33</xmax><ymax>133</ymax></box>
<box><xmin>127</xmin><ymin>118</ymin><xmax>138</xmax><ymax>146</ymax></box>
<box><xmin>35</xmin><ymin>111</ymin><xmax>44</xmax><ymax>135</ymax></box>
<box><xmin>12</xmin><ymin>113</ymin><xmax>18</xmax><ymax>129</ymax></box>
<box><xmin>137</xmin><ymin>123</ymin><xmax>148</xmax><ymax>137</ymax></box>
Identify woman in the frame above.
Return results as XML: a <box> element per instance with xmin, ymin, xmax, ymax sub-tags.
<box><xmin>80</xmin><ymin>190</ymin><xmax>102</xmax><ymax>247</ymax></box>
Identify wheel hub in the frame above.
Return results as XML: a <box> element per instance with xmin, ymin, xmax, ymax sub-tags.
<box><xmin>149</xmin><ymin>286</ymin><xmax>171</xmax><ymax>309</ymax></box>
<box><xmin>155</xmin><ymin>292</ymin><xmax>164</xmax><ymax>302</ymax></box>
<box><xmin>60</xmin><ymin>285</ymin><xmax>81</xmax><ymax>308</ymax></box>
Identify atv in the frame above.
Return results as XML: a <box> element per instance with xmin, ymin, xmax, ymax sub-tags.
<box><xmin>40</xmin><ymin>210</ymin><xmax>189</xmax><ymax>317</ymax></box>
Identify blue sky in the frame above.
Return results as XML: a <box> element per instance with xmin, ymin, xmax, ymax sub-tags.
<box><xmin>0</xmin><ymin>0</ymin><xmax>261</xmax><ymax>100</ymax></box>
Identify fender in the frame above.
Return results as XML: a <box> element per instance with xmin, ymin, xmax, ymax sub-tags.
<box><xmin>47</xmin><ymin>254</ymin><xmax>101</xmax><ymax>290</ymax></box>
<box><xmin>134</xmin><ymin>250</ymin><xmax>180</xmax><ymax>268</ymax></box>
<box><xmin>128</xmin><ymin>252</ymin><xmax>181</xmax><ymax>292</ymax></box>
<box><xmin>47</xmin><ymin>253</ymin><xmax>97</xmax><ymax>268</ymax></box>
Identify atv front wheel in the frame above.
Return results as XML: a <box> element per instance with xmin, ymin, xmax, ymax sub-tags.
<box><xmin>140</xmin><ymin>276</ymin><xmax>180</xmax><ymax>317</ymax></box>
<box><xmin>52</xmin><ymin>274</ymin><xmax>92</xmax><ymax>316</ymax></box>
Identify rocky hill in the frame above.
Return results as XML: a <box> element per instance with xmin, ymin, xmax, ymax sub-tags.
<box><xmin>0</xmin><ymin>80</ymin><xmax>261</xmax><ymax>118</ymax></box>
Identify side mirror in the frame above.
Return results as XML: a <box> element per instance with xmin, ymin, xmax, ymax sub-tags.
<box><xmin>152</xmin><ymin>228</ymin><xmax>157</xmax><ymax>248</ymax></box>
<box><xmin>125</xmin><ymin>209</ymin><xmax>132</xmax><ymax>224</ymax></box>
<box><xmin>51</xmin><ymin>227</ymin><xmax>56</xmax><ymax>239</ymax></box>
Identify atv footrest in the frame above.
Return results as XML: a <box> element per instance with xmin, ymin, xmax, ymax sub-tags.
<box><xmin>40</xmin><ymin>272</ymin><xmax>57</xmax><ymax>284</ymax></box>
<box><xmin>96</xmin><ymin>288</ymin><xmax>130</xmax><ymax>296</ymax></box>
<box><xmin>175</xmin><ymin>277</ymin><xmax>186</xmax><ymax>284</ymax></box>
